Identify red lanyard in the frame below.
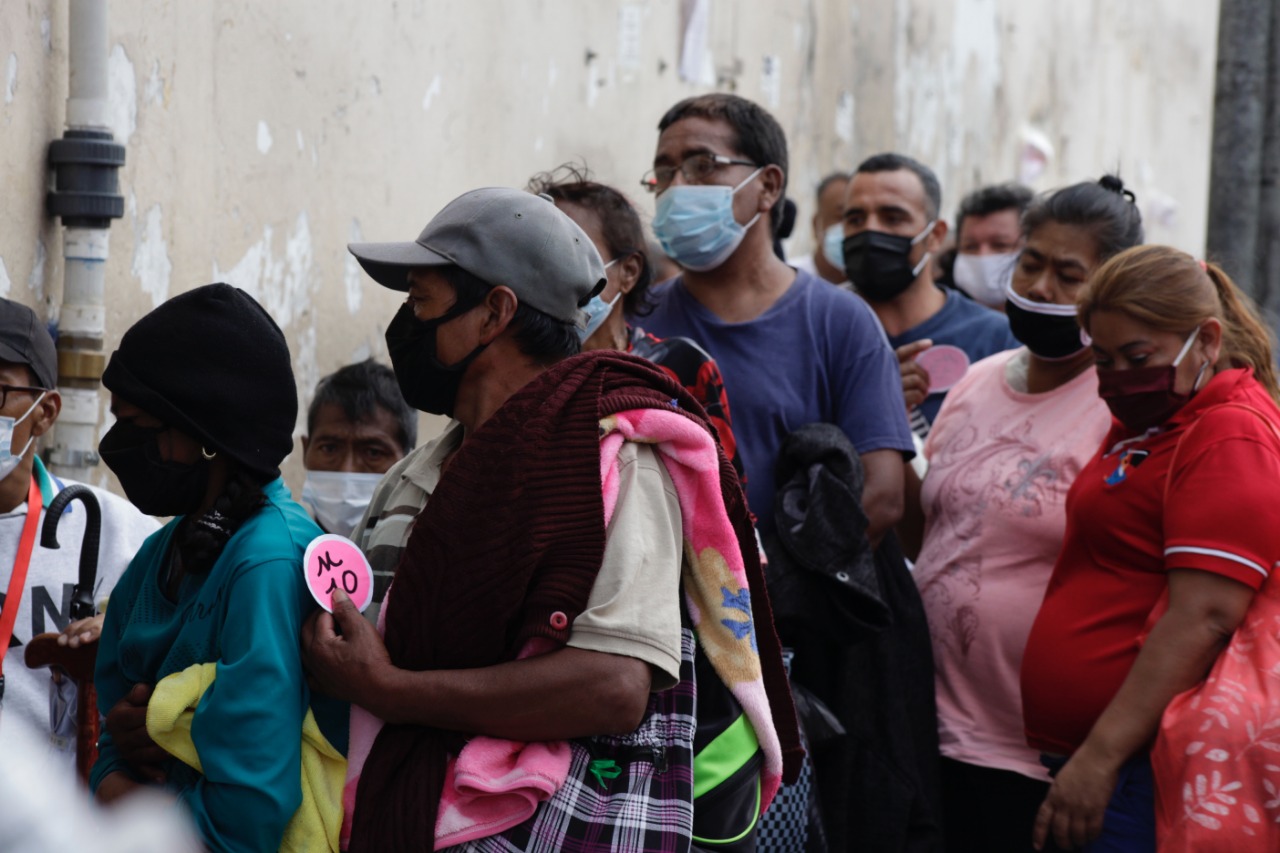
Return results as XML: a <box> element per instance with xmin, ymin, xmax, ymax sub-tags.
<box><xmin>0</xmin><ymin>476</ymin><xmax>44</xmax><ymax>689</ymax></box>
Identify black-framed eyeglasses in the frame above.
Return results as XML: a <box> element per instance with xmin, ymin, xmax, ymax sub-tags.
<box><xmin>0</xmin><ymin>384</ymin><xmax>47</xmax><ymax>409</ymax></box>
<box><xmin>640</xmin><ymin>153</ymin><xmax>758</xmax><ymax>194</ymax></box>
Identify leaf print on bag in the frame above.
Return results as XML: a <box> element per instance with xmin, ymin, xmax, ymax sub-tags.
<box><xmin>1182</xmin><ymin>771</ymin><xmax>1242</xmax><ymax>830</ymax></box>
<box><xmin>1153</xmin><ymin>572</ymin><xmax>1280</xmax><ymax>847</ymax></box>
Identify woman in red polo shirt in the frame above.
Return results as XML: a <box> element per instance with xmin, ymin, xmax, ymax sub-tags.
<box><xmin>1021</xmin><ymin>245</ymin><xmax>1280</xmax><ymax>852</ymax></box>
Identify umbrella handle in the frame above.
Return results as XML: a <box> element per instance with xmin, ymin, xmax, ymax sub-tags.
<box><xmin>41</xmin><ymin>485</ymin><xmax>102</xmax><ymax>621</ymax></box>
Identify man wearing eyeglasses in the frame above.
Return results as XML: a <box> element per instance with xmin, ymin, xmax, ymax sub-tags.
<box><xmin>640</xmin><ymin>94</ymin><xmax>914</xmax><ymax>544</ymax></box>
<box><xmin>639</xmin><ymin>95</ymin><xmax>936</xmax><ymax>851</ymax></box>
<box><xmin>0</xmin><ymin>298</ymin><xmax>157</xmax><ymax>778</ymax></box>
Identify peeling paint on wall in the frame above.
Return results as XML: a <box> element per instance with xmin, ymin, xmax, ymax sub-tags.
<box><xmin>586</xmin><ymin>59</ymin><xmax>611</xmax><ymax>109</ymax></box>
<box><xmin>145</xmin><ymin>60</ymin><xmax>164</xmax><ymax>106</ymax></box>
<box><xmin>294</xmin><ymin>322</ymin><xmax>318</xmax><ymax>437</ymax></box>
<box><xmin>344</xmin><ymin>219</ymin><xmax>364</xmax><ymax>315</ymax></box>
<box><xmin>213</xmin><ymin>212</ymin><xmax>314</xmax><ymax>328</ymax></box>
<box><xmin>893</xmin><ymin>0</ymin><xmax>1003</xmax><ymax>169</ymax></box>
<box><xmin>257</xmin><ymin>120</ymin><xmax>273</xmax><ymax>154</ymax></box>
<box><xmin>284</xmin><ymin>214</ymin><xmax>314</xmax><ymax>322</ymax></box>
<box><xmin>39</xmin><ymin>18</ymin><xmax>51</xmax><ymax>53</ymax></box>
<box><xmin>761</xmin><ymin>55</ymin><xmax>782</xmax><ymax>109</ymax></box>
<box><xmin>0</xmin><ymin>259</ymin><xmax>11</xmax><ymax>299</ymax></box>
<box><xmin>618</xmin><ymin>5</ymin><xmax>644</xmax><ymax>74</ymax></box>
<box><xmin>542</xmin><ymin>60</ymin><xmax>557</xmax><ymax>114</ymax></box>
<box><xmin>27</xmin><ymin>240</ymin><xmax>46</xmax><ymax>301</ymax></box>
<box><xmin>107</xmin><ymin>44</ymin><xmax>137</xmax><ymax>145</ymax></box>
<box><xmin>679</xmin><ymin>0</ymin><xmax>712</xmax><ymax>83</ymax></box>
<box><xmin>132</xmin><ymin>204</ymin><xmax>172</xmax><ymax>308</ymax></box>
<box><xmin>296</xmin><ymin>129</ymin><xmax>305</xmax><ymax>152</ymax></box>
<box><xmin>422</xmin><ymin>74</ymin><xmax>442</xmax><ymax>111</ymax></box>
<box><xmin>835</xmin><ymin>90</ymin><xmax>855</xmax><ymax>144</ymax></box>
<box><xmin>5</xmin><ymin>54</ymin><xmax>16</xmax><ymax>103</ymax></box>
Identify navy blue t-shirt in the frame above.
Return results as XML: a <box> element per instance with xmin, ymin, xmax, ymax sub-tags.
<box><xmin>636</xmin><ymin>269</ymin><xmax>914</xmax><ymax>531</ymax></box>
<box><xmin>886</xmin><ymin>287</ymin><xmax>1020</xmax><ymax>425</ymax></box>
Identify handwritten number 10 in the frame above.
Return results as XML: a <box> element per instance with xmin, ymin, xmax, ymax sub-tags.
<box><xmin>316</xmin><ymin>550</ymin><xmax>358</xmax><ymax>596</ymax></box>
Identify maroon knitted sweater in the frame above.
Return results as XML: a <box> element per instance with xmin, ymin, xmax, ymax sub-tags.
<box><xmin>349</xmin><ymin>350</ymin><xmax>799</xmax><ymax>852</ymax></box>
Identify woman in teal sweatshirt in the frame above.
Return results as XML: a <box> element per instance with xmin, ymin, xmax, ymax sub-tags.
<box><xmin>88</xmin><ymin>283</ymin><xmax>347</xmax><ymax>852</ymax></box>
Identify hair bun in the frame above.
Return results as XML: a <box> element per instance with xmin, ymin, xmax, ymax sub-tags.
<box><xmin>1098</xmin><ymin>174</ymin><xmax>1137</xmax><ymax>204</ymax></box>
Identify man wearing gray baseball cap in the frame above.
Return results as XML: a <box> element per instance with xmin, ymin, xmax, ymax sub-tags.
<box><xmin>349</xmin><ymin>186</ymin><xmax>607</xmax><ymax>418</ymax></box>
<box><xmin>300</xmin><ymin>187</ymin><xmax>804</xmax><ymax>851</ymax></box>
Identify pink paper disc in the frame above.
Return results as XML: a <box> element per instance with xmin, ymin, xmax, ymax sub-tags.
<box><xmin>303</xmin><ymin>534</ymin><xmax>374</xmax><ymax>613</ymax></box>
<box><xmin>914</xmin><ymin>344</ymin><xmax>971</xmax><ymax>393</ymax></box>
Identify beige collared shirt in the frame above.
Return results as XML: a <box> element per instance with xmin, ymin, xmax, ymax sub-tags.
<box><xmin>355</xmin><ymin>420</ymin><xmax>683</xmax><ymax>689</ymax></box>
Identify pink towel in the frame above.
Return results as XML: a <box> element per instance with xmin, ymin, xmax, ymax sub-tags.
<box><xmin>341</xmin><ymin>629</ymin><xmax>569</xmax><ymax>848</ymax></box>
<box><xmin>601</xmin><ymin>408</ymin><xmax>785</xmax><ymax>809</ymax></box>
<box><xmin>435</xmin><ymin>739</ymin><xmax>573</xmax><ymax>847</ymax></box>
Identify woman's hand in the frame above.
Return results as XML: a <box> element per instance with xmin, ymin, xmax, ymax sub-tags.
<box><xmin>1032</xmin><ymin>747</ymin><xmax>1120</xmax><ymax>850</ymax></box>
<box><xmin>104</xmin><ymin>683</ymin><xmax>170</xmax><ymax>784</ymax></box>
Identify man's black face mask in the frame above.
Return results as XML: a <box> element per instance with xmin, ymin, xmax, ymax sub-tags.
<box><xmin>385</xmin><ymin>300</ymin><xmax>488</xmax><ymax>418</ymax></box>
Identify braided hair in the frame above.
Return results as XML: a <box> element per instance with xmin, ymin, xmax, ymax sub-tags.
<box><xmin>175</xmin><ymin>464</ymin><xmax>268</xmax><ymax>575</ymax></box>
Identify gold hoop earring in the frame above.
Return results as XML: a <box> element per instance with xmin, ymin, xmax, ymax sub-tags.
<box><xmin>201</xmin><ymin>447</ymin><xmax>217</xmax><ymax>460</ymax></box>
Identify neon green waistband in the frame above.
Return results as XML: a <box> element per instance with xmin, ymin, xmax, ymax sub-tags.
<box><xmin>693</xmin><ymin>712</ymin><xmax>760</xmax><ymax>799</ymax></box>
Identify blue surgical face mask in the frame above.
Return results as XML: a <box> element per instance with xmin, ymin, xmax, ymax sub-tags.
<box><xmin>578</xmin><ymin>259</ymin><xmax>621</xmax><ymax>342</ymax></box>
<box><xmin>651</xmin><ymin>168</ymin><xmax>763</xmax><ymax>272</ymax></box>
<box><xmin>821</xmin><ymin>223</ymin><xmax>847</xmax><ymax>272</ymax></box>
<box><xmin>0</xmin><ymin>392</ymin><xmax>45</xmax><ymax>482</ymax></box>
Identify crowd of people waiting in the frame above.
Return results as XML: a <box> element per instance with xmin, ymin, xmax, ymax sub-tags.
<box><xmin>3</xmin><ymin>90</ymin><xmax>1280</xmax><ymax>853</ymax></box>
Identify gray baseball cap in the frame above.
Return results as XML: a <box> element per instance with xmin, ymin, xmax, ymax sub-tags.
<box><xmin>348</xmin><ymin>187</ymin><xmax>606</xmax><ymax>325</ymax></box>
<box><xmin>0</xmin><ymin>298</ymin><xmax>57</xmax><ymax>389</ymax></box>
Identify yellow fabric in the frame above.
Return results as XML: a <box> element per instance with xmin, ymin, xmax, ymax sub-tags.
<box><xmin>147</xmin><ymin>662</ymin><xmax>346</xmax><ymax>853</ymax></box>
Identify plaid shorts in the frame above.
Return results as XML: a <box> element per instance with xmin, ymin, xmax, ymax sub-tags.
<box><xmin>446</xmin><ymin>629</ymin><xmax>697</xmax><ymax>853</ymax></box>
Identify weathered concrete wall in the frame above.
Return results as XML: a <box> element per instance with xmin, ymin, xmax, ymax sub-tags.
<box><xmin>0</xmin><ymin>0</ymin><xmax>1219</xmax><ymax>494</ymax></box>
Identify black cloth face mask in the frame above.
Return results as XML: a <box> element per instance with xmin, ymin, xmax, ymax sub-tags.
<box><xmin>1005</xmin><ymin>297</ymin><xmax>1089</xmax><ymax>361</ymax></box>
<box><xmin>843</xmin><ymin>223</ymin><xmax>934</xmax><ymax>303</ymax></box>
<box><xmin>99</xmin><ymin>420</ymin><xmax>210</xmax><ymax>516</ymax></box>
<box><xmin>385</xmin><ymin>301</ymin><xmax>488</xmax><ymax>418</ymax></box>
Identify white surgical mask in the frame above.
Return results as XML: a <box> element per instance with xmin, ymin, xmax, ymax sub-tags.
<box><xmin>953</xmin><ymin>251</ymin><xmax>1019</xmax><ymax>308</ymax></box>
<box><xmin>0</xmin><ymin>392</ymin><xmax>45</xmax><ymax>482</ymax></box>
<box><xmin>578</xmin><ymin>259</ymin><xmax>622</xmax><ymax>342</ymax></box>
<box><xmin>301</xmin><ymin>470</ymin><xmax>384</xmax><ymax>537</ymax></box>
<box><xmin>821</xmin><ymin>223</ymin><xmax>847</xmax><ymax>272</ymax></box>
